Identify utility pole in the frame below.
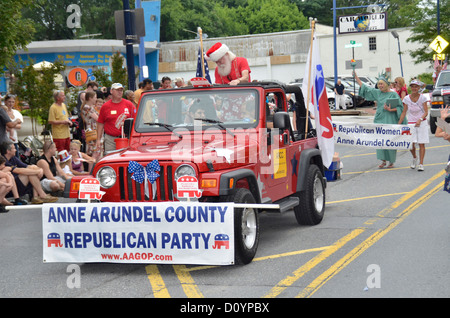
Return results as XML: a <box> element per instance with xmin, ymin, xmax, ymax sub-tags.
<box><xmin>437</xmin><ymin>0</ymin><xmax>440</xmax><ymax>35</ymax></box>
<box><xmin>123</xmin><ymin>0</ymin><xmax>136</xmax><ymax>91</ymax></box>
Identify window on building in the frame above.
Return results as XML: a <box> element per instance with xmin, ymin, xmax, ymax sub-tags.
<box><xmin>369</xmin><ymin>37</ymin><xmax>377</xmax><ymax>51</ymax></box>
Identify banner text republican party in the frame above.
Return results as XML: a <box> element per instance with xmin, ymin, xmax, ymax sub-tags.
<box><xmin>42</xmin><ymin>202</ymin><xmax>234</xmax><ymax>265</ymax></box>
<box><xmin>333</xmin><ymin>122</ymin><xmax>416</xmax><ymax>150</ymax></box>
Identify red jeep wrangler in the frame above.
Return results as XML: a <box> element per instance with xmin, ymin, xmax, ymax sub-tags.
<box><xmin>65</xmin><ymin>81</ymin><xmax>326</xmax><ymax>264</ymax></box>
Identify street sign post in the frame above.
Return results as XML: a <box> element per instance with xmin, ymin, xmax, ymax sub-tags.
<box><xmin>345</xmin><ymin>41</ymin><xmax>361</xmax><ymax>109</ymax></box>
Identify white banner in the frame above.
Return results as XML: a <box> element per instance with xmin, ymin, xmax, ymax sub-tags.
<box><xmin>333</xmin><ymin>122</ymin><xmax>416</xmax><ymax>150</ymax></box>
<box><xmin>42</xmin><ymin>202</ymin><xmax>235</xmax><ymax>265</ymax></box>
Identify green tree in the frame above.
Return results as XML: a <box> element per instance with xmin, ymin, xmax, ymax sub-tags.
<box><xmin>78</xmin><ymin>0</ymin><xmax>127</xmax><ymax>39</ymax></box>
<box><xmin>90</xmin><ymin>53</ymin><xmax>126</xmax><ymax>90</ymax></box>
<box><xmin>8</xmin><ymin>59</ymin><xmax>66</xmax><ymax>133</ymax></box>
<box><xmin>213</xmin><ymin>3</ymin><xmax>249</xmax><ymax>37</ymax></box>
<box><xmin>244</xmin><ymin>0</ymin><xmax>310</xmax><ymax>34</ymax></box>
<box><xmin>23</xmin><ymin>0</ymin><xmax>76</xmax><ymax>40</ymax></box>
<box><xmin>291</xmin><ymin>0</ymin><xmax>334</xmax><ymax>26</ymax></box>
<box><xmin>23</xmin><ymin>0</ymin><xmax>127</xmax><ymax>40</ymax></box>
<box><xmin>407</xmin><ymin>0</ymin><xmax>450</xmax><ymax>64</ymax></box>
<box><xmin>0</xmin><ymin>0</ymin><xmax>35</xmax><ymax>74</ymax></box>
<box><xmin>110</xmin><ymin>52</ymin><xmax>128</xmax><ymax>89</ymax></box>
<box><xmin>160</xmin><ymin>0</ymin><xmax>309</xmax><ymax>41</ymax></box>
<box><xmin>92</xmin><ymin>69</ymin><xmax>113</xmax><ymax>89</ymax></box>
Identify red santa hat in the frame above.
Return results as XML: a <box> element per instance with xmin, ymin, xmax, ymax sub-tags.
<box><xmin>206</xmin><ymin>42</ymin><xmax>230</xmax><ymax>62</ymax></box>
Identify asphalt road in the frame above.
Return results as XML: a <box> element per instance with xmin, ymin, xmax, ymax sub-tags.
<box><xmin>1</xmin><ymin>110</ymin><xmax>449</xmax><ymax>302</ymax></box>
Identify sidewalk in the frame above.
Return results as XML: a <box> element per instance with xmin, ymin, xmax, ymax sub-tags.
<box><xmin>331</xmin><ymin>105</ymin><xmax>375</xmax><ymax>124</ymax></box>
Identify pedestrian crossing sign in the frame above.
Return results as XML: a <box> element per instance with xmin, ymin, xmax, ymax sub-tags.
<box><xmin>429</xmin><ymin>35</ymin><xmax>448</xmax><ymax>54</ymax></box>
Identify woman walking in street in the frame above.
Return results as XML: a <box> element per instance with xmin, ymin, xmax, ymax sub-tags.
<box><xmin>399</xmin><ymin>79</ymin><xmax>429</xmax><ymax>171</ymax></box>
<box><xmin>354</xmin><ymin>71</ymin><xmax>407</xmax><ymax>168</ymax></box>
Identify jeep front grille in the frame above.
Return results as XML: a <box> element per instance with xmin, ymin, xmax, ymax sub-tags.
<box><xmin>117</xmin><ymin>164</ymin><xmax>174</xmax><ymax>201</ymax></box>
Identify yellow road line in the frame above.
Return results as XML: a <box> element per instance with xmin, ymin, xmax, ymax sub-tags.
<box><xmin>183</xmin><ymin>246</ymin><xmax>331</xmax><ymax>273</ymax></box>
<box><xmin>297</xmin><ymin>180</ymin><xmax>444</xmax><ymax>298</ymax></box>
<box><xmin>145</xmin><ymin>265</ymin><xmax>171</xmax><ymax>298</ymax></box>
<box><xmin>262</xmin><ymin>228</ymin><xmax>365</xmax><ymax>298</ymax></box>
<box><xmin>173</xmin><ymin>264</ymin><xmax>204</xmax><ymax>298</ymax></box>
<box><xmin>327</xmin><ymin>192</ymin><xmax>409</xmax><ymax>204</ymax></box>
<box><xmin>365</xmin><ymin>170</ymin><xmax>445</xmax><ymax>223</ymax></box>
<box><xmin>145</xmin><ymin>169</ymin><xmax>446</xmax><ymax>298</ymax></box>
<box><xmin>264</xmin><ymin>169</ymin><xmax>445</xmax><ymax>298</ymax></box>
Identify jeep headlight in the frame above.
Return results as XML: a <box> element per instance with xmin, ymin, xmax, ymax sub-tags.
<box><xmin>96</xmin><ymin>166</ymin><xmax>116</xmax><ymax>188</ymax></box>
<box><xmin>174</xmin><ymin>164</ymin><xmax>196</xmax><ymax>180</ymax></box>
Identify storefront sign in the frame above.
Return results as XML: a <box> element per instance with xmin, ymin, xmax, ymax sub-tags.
<box><xmin>339</xmin><ymin>12</ymin><xmax>387</xmax><ymax>34</ymax></box>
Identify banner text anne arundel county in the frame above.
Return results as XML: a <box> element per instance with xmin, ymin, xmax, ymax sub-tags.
<box><xmin>47</xmin><ymin>205</ymin><xmax>229</xmax><ymax>250</ymax></box>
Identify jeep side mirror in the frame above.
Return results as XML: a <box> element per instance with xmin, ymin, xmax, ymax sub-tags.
<box><xmin>426</xmin><ymin>84</ymin><xmax>434</xmax><ymax>91</ymax></box>
<box><xmin>273</xmin><ymin>112</ymin><xmax>290</xmax><ymax>130</ymax></box>
<box><xmin>124</xmin><ymin>118</ymin><xmax>133</xmax><ymax>138</ymax></box>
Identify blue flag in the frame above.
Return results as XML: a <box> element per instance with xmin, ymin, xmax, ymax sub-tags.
<box><xmin>196</xmin><ymin>47</ymin><xmax>211</xmax><ymax>83</ymax></box>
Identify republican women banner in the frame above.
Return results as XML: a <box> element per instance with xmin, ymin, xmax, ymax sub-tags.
<box><xmin>333</xmin><ymin>122</ymin><xmax>416</xmax><ymax>150</ymax></box>
<box><xmin>42</xmin><ymin>202</ymin><xmax>234</xmax><ymax>265</ymax></box>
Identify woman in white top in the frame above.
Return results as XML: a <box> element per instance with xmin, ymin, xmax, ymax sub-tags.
<box><xmin>399</xmin><ymin>80</ymin><xmax>429</xmax><ymax>171</ymax></box>
<box><xmin>4</xmin><ymin>94</ymin><xmax>23</xmax><ymax>156</ymax></box>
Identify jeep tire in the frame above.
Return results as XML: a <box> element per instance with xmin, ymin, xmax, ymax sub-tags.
<box><xmin>294</xmin><ymin>164</ymin><xmax>325</xmax><ymax>225</ymax></box>
<box><xmin>221</xmin><ymin>188</ymin><xmax>259</xmax><ymax>265</ymax></box>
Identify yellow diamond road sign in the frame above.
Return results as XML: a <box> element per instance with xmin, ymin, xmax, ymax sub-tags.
<box><xmin>429</xmin><ymin>35</ymin><xmax>449</xmax><ymax>54</ymax></box>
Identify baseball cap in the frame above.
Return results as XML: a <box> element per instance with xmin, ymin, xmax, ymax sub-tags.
<box><xmin>409</xmin><ymin>79</ymin><xmax>422</xmax><ymax>86</ymax></box>
<box><xmin>111</xmin><ymin>83</ymin><xmax>124</xmax><ymax>90</ymax></box>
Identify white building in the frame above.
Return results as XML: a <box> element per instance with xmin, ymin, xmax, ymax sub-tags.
<box><xmin>320</xmin><ymin>27</ymin><xmax>431</xmax><ymax>82</ymax></box>
<box><xmin>158</xmin><ymin>25</ymin><xmax>433</xmax><ymax>85</ymax></box>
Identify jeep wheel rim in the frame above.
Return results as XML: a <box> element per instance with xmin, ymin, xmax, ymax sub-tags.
<box><xmin>313</xmin><ymin>176</ymin><xmax>324</xmax><ymax>212</ymax></box>
<box><xmin>241</xmin><ymin>208</ymin><xmax>257</xmax><ymax>249</ymax></box>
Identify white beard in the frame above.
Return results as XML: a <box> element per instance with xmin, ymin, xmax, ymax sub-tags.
<box><xmin>217</xmin><ymin>56</ymin><xmax>232</xmax><ymax>77</ymax></box>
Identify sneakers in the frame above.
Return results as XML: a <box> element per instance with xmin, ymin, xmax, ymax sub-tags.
<box><xmin>410</xmin><ymin>158</ymin><xmax>417</xmax><ymax>169</ymax></box>
<box><xmin>14</xmin><ymin>198</ymin><xmax>28</xmax><ymax>205</ymax></box>
<box><xmin>418</xmin><ymin>164</ymin><xmax>424</xmax><ymax>171</ymax></box>
<box><xmin>0</xmin><ymin>205</ymin><xmax>9</xmax><ymax>213</ymax></box>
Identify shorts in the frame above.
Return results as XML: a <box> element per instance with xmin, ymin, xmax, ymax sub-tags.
<box><xmin>40</xmin><ymin>176</ymin><xmax>66</xmax><ymax>192</ymax></box>
<box><xmin>53</xmin><ymin>138</ymin><xmax>71</xmax><ymax>153</ymax></box>
<box><xmin>6</xmin><ymin>174</ymin><xmax>32</xmax><ymax>198</ymax></box>
<box><xmin>409</xmin><ymin>121</ymin><xmax>429</xmax><ymax>144</ymax></box>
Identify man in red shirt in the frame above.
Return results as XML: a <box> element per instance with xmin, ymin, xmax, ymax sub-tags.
<box><xmin>206</xmin><ymin>42</ymin><xmax>251</xmax><ymax>85</ymax></box>
<box><xmin>96</xmin><ymin>83</ymin><xmax>136</xmax><ymax>153</ymax></box>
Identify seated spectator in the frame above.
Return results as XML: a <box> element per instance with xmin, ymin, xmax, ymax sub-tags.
<box><xmin>1</xmin><ymin>141</ymin><xmax>57</xmax><ymax>204</ymax></box>
<box><xmin>0</xmin><ymin>168</ymin><xmax>13</xmax><ymax>213</ymax></box>
<box><xmin>69</xmin><ymin>140</ymin><xmax>95</xmax><ymax>173</ymax></box>
<box><xmin>58</xmin><ymin>151</ymin><xmax>74</xmax><ymax>177</ymax></box>
<box><xmin>0</xmin><ymin>156</ymin><xmax>28</xmax><ymax>207</ymax></box>
<box><xmin>57</xmin><ymin>149</ymin><xmax>90</xmax><ymax>176</ymax></box>
<box><xmin>37</xmin><ymin>141</ymin><xmax>71</xmax><ymax>193</ymax></box>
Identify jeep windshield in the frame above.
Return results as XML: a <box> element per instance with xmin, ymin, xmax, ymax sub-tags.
<box><xmin>134</xmin><ymin>89</ymin><xmax>259</xmax><ymax>133</ymax></box>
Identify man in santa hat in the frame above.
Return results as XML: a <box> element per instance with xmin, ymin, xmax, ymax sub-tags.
<box><xmin>206</xmin><ymin>42</ymin><xmax>251</xmax><ymax>85</ymax></box>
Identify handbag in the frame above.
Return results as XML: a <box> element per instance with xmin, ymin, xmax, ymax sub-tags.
<box><xmin>85</xmin><ymin>129</ymin><xmax>97</xmax><ymax>142</ymax></box>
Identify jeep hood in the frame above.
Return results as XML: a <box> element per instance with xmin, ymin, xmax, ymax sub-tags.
<box><xmin>99</xmin><ymin>134</ymin><xmax>261</xmax><ymax>171</ymax></box>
